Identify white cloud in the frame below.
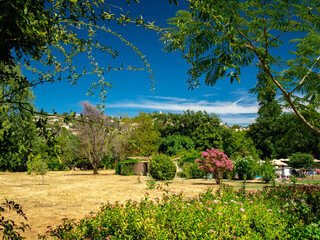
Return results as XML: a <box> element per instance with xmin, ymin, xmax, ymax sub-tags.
<box><xmin>107</xmin><ymin>96</ymin><xmax>259</xmax><ymax>115</ymax></box>
<box><xmin>150</xmin><ymin>96</ymin><xmax>191</xmax><ymax>102</ymax></box>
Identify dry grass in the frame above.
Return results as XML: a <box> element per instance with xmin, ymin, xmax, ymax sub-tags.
<box><xmin>1</xmin><ymin>170</ymin><xmax>319</xmax><ymax>239</ymax></box>
<box><xmin>0</xmin><ymin>170</ymin><xmax>218</xmax><ymax>239</ymax></box>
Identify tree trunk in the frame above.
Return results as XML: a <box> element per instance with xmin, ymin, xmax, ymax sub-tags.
<box><xmin>93</xmin><ymin>166</ymin><xmax>98</xmax><ymax>175</ymax></box>
<box><xmin>214</xmin><ymin>172</ymin><xmax>222</xmax><ymax>184</ymax></box>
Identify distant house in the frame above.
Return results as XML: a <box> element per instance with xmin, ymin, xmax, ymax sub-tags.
<box><xmin>127</xmin><ymin>157</ymin><xmax>150</xmax><ymax>176</ymax></box>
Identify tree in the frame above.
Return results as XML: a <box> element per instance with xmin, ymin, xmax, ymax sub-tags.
<box><xmin>195</xmin><ymin>148</ymin><xmax>233</xmax><ymax>184</ymax></box>
<box><xmin>128</xmin><ymin>112</ymin><xmax>160</xmax><ymax>156</ymax></box>
<box><xmin>288</xmin><ymin>153</ymin><xmax>315</xmax><ymax>169</ymax></box>
<box><xmin>75</xmin><ymin>102</ymin><xmax>114</xmax><ymax>174</ymax></box>
<box><xmin>163</xmin><ymin>0</ymin><xmax>320</xmax><ymax>135</ymax></box>
<box><xmin>247</xmin><ymin>72</ymin><xmax>284</xmax><ymax>159</ymax></box>
<box><xmin>109</xmin><ymin>117</ymin><xmax>133</xmax><ymax>165</ymax></box>
<box><xmin>27</xmin><ymin>154</ymin><xmax>49</xmax><ymax>185</ymax></box>
<box><xmin>191</xmin><ymin>122</ymin><xmax>222</xmax><ymax>151</ymax></box>
<box><xmin>224</xmin><ymin>131</ymin><xmax>259</xmax><ymax>160</ymax></box>
<box><xmin>153</xmin><ymin>110</ymin><xmax>221</xmax><ymax>138</ymax></box>
<box><xmin>159</xmin><ymin>135</ymin><xmax>194</xmax><ymax>156</ymax></box>
<box><xmin>234</xmin><ymin>157</ymin><xmax>257</xmax><ymax>180</ymax></box>
<box><xmin>248</xmin><ymin>74</ymin><xmax>320</xmax><ymax>159</ymax></box>
<box><xmin>0</xmin><ymin>67</ymin><xmax>39</xmax><ymax>171</ymax></box>
<box><xmin>258</xmin><ymin>161</ymin><xmax>276</xmax><ymax>184</ymax></box>
<box><xmin>1</xmin><ymin>0</ymin><xmax>178</xmax><ymax>111</ymax></box>
<box><xmin>153</xmin><ymin>110</ymin><xmax>227</xmax><ymax>150</ymax></box>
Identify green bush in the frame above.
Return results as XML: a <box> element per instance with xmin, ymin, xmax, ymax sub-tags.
<box><xmin>176</xmin><ymin>150</ymin><xmax>204</xmax><ymax>179</ymax></box>
<box><xmin>259</xmin><ymin>161</ymin><xmax>276</xmax><ymax>183</ymax></box>
<box><xmin>181</xmin><ymin>162</ymin><xmax>205</xmax><ymax>179</ymax></box>
<box><xmin>288</xmin><ymin>152</ymin><xmax>315</xmax><ymax>169</ymax></box>
<box><xmin>49</xmin><ymin>185</ymin><xmax>311</xmax><ymax>239</ymax></box>
<box><xmin>146</xmin><ymin>180</ymin><xmax>157</xmax><ymax>189</ymax></box>
<box><xmin>158</xmin><ymin>135</ymin><xmax>195</xmax><ymax>156</ymax></box>
<box><xmin>262</xmin><ymin>184</ymin><xmax>320</xmax><ymax>225</ymax></box>
<box><xmin>149</xmin><ymin>154</ymin><xmax>176</xmax><ymax>181</ymax></box>
<box><xmin>46</xmin><ymin>157</ymin><xmax>63</xmax><ymax>171</ymax></box>
<box><xmin>100</xmin><ymin>155</ymin><xmax>115</xmax><ymax>169</ymax></box>
<box><xmin>177</xmin><ymin>149</ymin><xmax>201</xmax><ymax>166</ymax></box>
<box><xmin>234</xmin><ymin>157</ymin><xmax>257</xmax><ymax>180</ymax></box>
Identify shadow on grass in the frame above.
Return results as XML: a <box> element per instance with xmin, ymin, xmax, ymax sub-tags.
<box><xmin>64</xmin><ymin>173</ymin><xmax>111</xmax><ymax>176</ymax></box>
<box><xmin>191</xmin><ymin>182</ymin><xmax>218</xmax><ymax>186</ymax></box>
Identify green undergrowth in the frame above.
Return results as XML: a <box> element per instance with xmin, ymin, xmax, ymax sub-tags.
<box><xmin>46</xmin><ymin>184</ymin><xmax>320</xmax><ymax>239</ymax></box>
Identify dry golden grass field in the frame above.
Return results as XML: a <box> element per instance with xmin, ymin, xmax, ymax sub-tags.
<box><xmin>1</xmin><ymin>170</ymin><xmax>218</xmax><ymax>239</ymax></box>
<box><xmin>1</xmin><ymin>170</ymin><xmax>319</xmax><ymax>239</ymax></box>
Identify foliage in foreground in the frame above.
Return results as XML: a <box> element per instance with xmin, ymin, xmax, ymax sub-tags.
<box><xmin>0</xmin><ymin>200</ymin><xmax>29</xmax><ymax>239</ymax></box>
<box><xmin>48</xmin><ymin>184</ymin><xmax>320</xmax><ymax>239</ymax></box>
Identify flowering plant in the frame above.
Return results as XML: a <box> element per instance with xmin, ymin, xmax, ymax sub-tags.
<box><xmin>195</xmin><ymin>148</ymin><xmax>233</xmax><ymax>184</ymax></box>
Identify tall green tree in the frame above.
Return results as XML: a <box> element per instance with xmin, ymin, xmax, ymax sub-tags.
<box><xmin>163</xmin><ymin>0</ymin><xmax>320</xmax><ymax>135</ymax></box>
<box><xmin>247</xmin><ymin>72</ymin><xmax>283</xmax><ymax>159</ymax></box>
<box><xmin>223</xmin><ymin>130</ymin><xmax>259</xmax><ymax>160</ymax></box>
<box><xmin>129</xmin><ymin>112</ymin><xmax>160</xmax><ymax>156</ymax></box>
<box><xmin>0</xmin><ymin>67</ymin><xmax>38</xmax><ymax>171</ymax></box>
<box><xmin>248</xmin><ymin>73</ymin><xmax>320</xmax><ymax>159</ymax></box>
<box><xmin>153</xmin><ymin>110</ymin><xmax>221</xmax><ymax>137</ymax></box>
<box><xmin>153</xmin><ymin>110</ymin><xmax>227</xmax><ymax>151</ymax></box>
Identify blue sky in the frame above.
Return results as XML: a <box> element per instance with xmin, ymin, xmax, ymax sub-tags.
<box><xmin>31</xmin><ymin>0</ymin><xmax>260</xmax><ymax>126</ymax></box>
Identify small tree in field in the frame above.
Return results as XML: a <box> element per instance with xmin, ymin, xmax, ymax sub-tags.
<box><xmin>195</xmin><ymin>148</ymin><xmax>233</xmax><ymax>184</ymax></box>
<box><xmin>27</xmin><ymin>154</ymin><xmax>48</xmax><ymax>185</ymax></box>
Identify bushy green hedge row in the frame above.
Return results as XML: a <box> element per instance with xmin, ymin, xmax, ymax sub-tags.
<box><xmin>48</xmin><ymin>184</ymin><xmax>320</xmax><ymax>239</ymax></box>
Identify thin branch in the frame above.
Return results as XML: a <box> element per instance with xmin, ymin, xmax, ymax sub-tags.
<box><xmin>290</xmin><ymin>54</ymin><xmax>320</xmax><ymax>95</ymax></box>
<box><xmin>234</xmin><ymin>14</ymin><xmax>320</xmax><ymax>135</ymax></box>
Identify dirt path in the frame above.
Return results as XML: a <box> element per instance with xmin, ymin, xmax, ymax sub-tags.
<box><xmin>0</xmin><ymin>170</ymin><xmax>218</xmax><ymax>239</ymax></box>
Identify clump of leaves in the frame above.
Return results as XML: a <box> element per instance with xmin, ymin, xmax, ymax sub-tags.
<box><xmin>146</xmin><ymin>180</ymin><xmax>157</xmax><ymax>190</ymax></box>
<box><xmin>27</xmin><ymin>154</ymin><xmax>48</xmax><ymax>184</ymax></box>
<box><xmin>0</xmin><ymin>200</ymin><xmax>30</xmax><ymax>239</ymax></box>
<box><xmin>149</xmin><ymin>154</ymin><xmax>176</xmax><ymax>181</ymax></box>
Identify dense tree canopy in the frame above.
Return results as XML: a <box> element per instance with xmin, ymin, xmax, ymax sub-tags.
<box><xmin>163</xmin><ymin>0</ymin><xmax>320</xmax><ymax>135</ymax></box>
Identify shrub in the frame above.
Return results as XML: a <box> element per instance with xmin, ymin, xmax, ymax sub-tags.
<box><xmin>181</xmin><ymin>162</ymin><xmax>205</xmax><ymax>179</ymax></box>
<box><xmin>146</xmin><ymin>180</ymin><xmax>157</xmax><ymax>189</ymax></box>
<box><xmin>149</xmin><ymin>154</ymin><xmax>176</xmax><ymax>181</ymax></box>
<box><xmin>262</xmin><ymin>184</ymin><xmax>320</xmax><ymax>225</ymax></box>
<box><xmin>195</xmin><ymin>148</ymin><xmax>233</xmax><ymax>184</ymax></box>
<box><xmin>234</xmin><ymin>157</ymin><xmax>257</xmax><ymax>180</ymax></box>
<box><xmin>177</xmin><ymin>150</ymin><xmax>204</xmax><ymax>179</ymax></box>
<box><xmin>288</xmin><ymin>152</ymin><xmax>315</xmax><ymax>169</ymax></box>
<box><xmin>177</xmin><ymin>149</ymin><xmax>201</xmax><ymax>166</ymax></box>
<box><xmin>158</xmin><ymin>135</ymin><xmax>195</xmax><ymax>156</ymax></box>
<box><xmin>100</xmin><ymin>155</ymin><xmax>115</xmax><ymax>169</ymax></box>
<box><xmin>49</xmin><ymin>186</ymin><xmax>304</xmax><ymax>239</ymax></box>
<box><xmin>259</xmin><ymin>161</ymin><xmax>276</xmax><ymax>183</ymax></box>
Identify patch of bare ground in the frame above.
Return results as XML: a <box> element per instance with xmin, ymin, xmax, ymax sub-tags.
<box><xmin>0</xmin><ymin>170</ymin><xmax>219</xmax><ymax>239</ymax></box>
